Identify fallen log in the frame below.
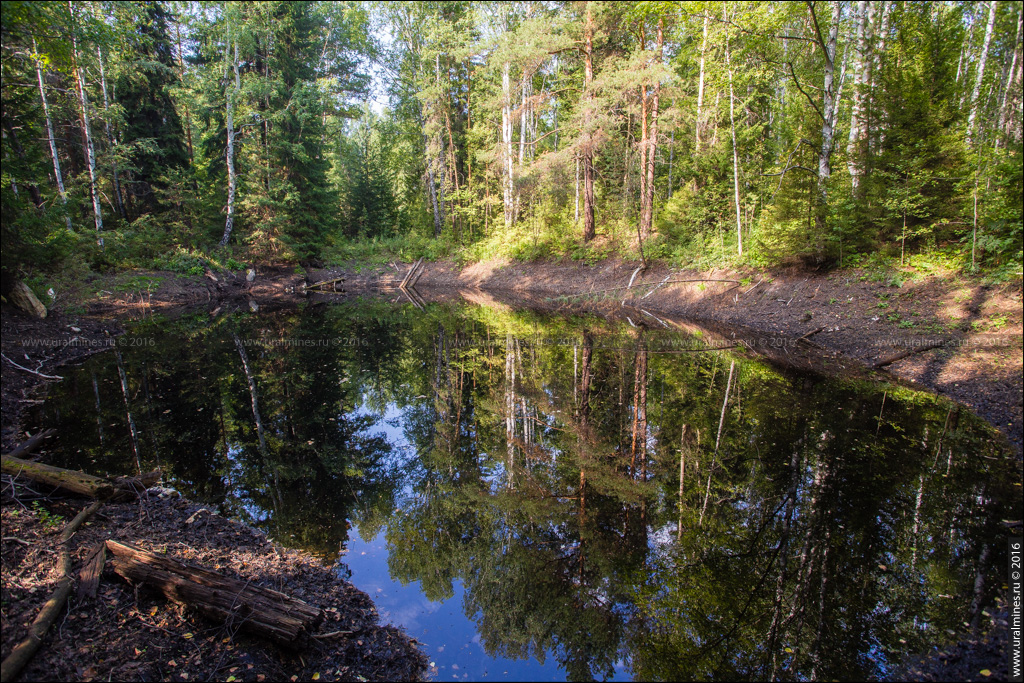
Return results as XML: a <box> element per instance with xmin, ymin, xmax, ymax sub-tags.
<box><xmin>105</xmin><ymin>540</ymin><xmax>323</xmax><ymax>648</ymax></box>
<box><xmin>873</xmin><ymin>341</ymin><xmax>944</xmax><ymax>369</ymax></box>
<box><xmin>1</xmin><ymin>456</ymin><xmax>160</xmax><ymax>501</ymax></box>
<box><xmin>3</xmin><ymin>429</ymin><xmax>55</xmax><ymax>459</ymax></box>
<box><xmin>0</xmin><ymin>500</ymin><xmax>103</xmax><ymax>683</ymax></box>
<box><xmin>305</xmin><ymin>277</ymin><xmax>346</xmax><ymax>292</ymax></box>
<box><xmin>77</xmin><ymin>542</ymin><xmax>106</xmax><ymax>600</ymax></box>
<box><xmin>399</xmin><ymin>258</ymin><xmax>424</xmax><ymax>290</ymax></box>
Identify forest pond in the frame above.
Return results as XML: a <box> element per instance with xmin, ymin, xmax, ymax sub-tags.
<box><xmin>32</xmin><ymin>298</ymin><xmax>1021</xmax><ymax>681</ymax></box>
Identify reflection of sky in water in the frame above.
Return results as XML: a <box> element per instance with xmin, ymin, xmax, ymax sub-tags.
<box><xmin>33</xmin><ymin>307</ymin><xmax>1021</xmax><ymax>682</ymax></box>
<box><xmin>340</xmin><ymin>401</ymin><xmax>628</xmax><ymax>682</ymax></box>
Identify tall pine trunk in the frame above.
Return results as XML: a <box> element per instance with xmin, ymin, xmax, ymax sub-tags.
<box><xmin>582</xmin><ymin>3</ymin><xmax>596</xmax><ymax>242</ymax></box>
<box><xmin>640</xmin><ymin>19</ymin><xmax>663</xmax><ymax>243</ymax></box>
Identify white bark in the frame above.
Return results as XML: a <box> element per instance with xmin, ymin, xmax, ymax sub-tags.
<box><xmin>519</xmin><ymin>70</ymin><xmax>529</xmax><ymax>167</ymax></box>
<box><xmin>726</xmin><ymin>23</ymin><xmax>742</xmax><ymax>256</ymax></box>
<box><xmin>996</xmin><ymin>7</ymin><xmax>1023</xmax><ymax>146</ymax></box>
<box><xmin>966</xmin><ymin>0</ymin><xmax>997</xmax><ymax>147</ymax></box>
<box><xmin>219</xmin><ymin>28</ymin><xmax>239</xmax><ymax>247</ymax></box>
<box><xmin>815</xmin><ymin>1</ymin><xmax>841</xmax><ymax>242</ymax></box>
<box><xmin>695</xmin><ymin>14</ymin><xmax>708</xmax><ymax>152</ymax></box>
<box><xmin>501</xmin><ymin>61</ymin><xmax>515</xmax><ymax>228</ymax></box>
<box><xmin>846</xmin><ymin>0</ymin><xmax>873</xmax><ymax>193</ymax></box>
<box><xmin>97</xmin><ymin>47</ymin><xmax>125</xmax><ymax>220</ymax></box>
<box><xmin>574</xmin><ymin>152</ymin><xmax>580</xmax><ymax>224</ymax></box>
<box><xmin>869</xmin><ymin>0</ymin><xmax>893</xmax><ymax>156</ymax></box>
<box><xmin>33</xmin><ymin>37</ymin><xmax>72</xmax><ymax>232</ymax></box>
<box><xmin>70</xmin><ymin>5</ymin><xmax>104</xmax><ymax>246</ymax></box>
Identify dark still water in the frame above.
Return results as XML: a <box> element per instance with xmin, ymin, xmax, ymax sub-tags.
<box><xmin>33</xmin><ymin>299</ymin><xmax>1021</xmax><ymax>681</ymax></box>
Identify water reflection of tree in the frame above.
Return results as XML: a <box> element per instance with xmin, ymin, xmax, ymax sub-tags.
<box><xmin>39</xmin><ymin>303</ymin><xmax>1021</xmax><ymax>679</ymax></box>
<box><xmin>376</xmin><ymin>312</ymin><xmax>1019</xmax><ymax>682</ymax></box>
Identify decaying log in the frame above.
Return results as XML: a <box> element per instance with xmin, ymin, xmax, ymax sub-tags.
<box><xmin>105</xmin><ymin>540</ymin><xmax>323</xmax><ymax>648</ymax></box>
<box><xmin>77</xmin><ymin>542</ymin><xmax>107</xmax><ymax>600</ymax></box>
<box><xmin>8</xmin><ymin>280</ymin><xmax>47</xmax><ymax>318</ymax></box>
<box><xmin>1</xmin><ymin>456</ymin><xmax>160</xmax><ymax>501</ymax></box>
<box><xmin>873</xmin><ymin>341</ymin><xmax>944</xmax><ymax>369</ymax></box>
<box><xmin>2</xmin><ymin>456</ymin><xmax>116</xmax><ymax>498</ymax></box>
<box><xmin>0</xmin><ymin>500</ymin><xmax>103</xmax><ymax>683</ymax></box>
<box><xmin>305</xmin><ymin>277</ymin><xmax>346</xmax><ymax>292</ymax></box>
<box><xmin>3</xmin><ymin>429</ymin><xmax>55</xmax><ymax>459</ymax></box>
<box><xmin>399</xmin><ymin>258</ymin><xmax>424</xmax><ymax>289</ymax></box>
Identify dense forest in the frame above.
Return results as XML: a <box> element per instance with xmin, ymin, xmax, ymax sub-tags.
<box><xmin>1</xmin><ymin>1</ymin><xmax>1021</xmax><ymax>291</ymax></box>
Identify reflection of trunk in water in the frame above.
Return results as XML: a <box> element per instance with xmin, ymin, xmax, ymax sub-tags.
<box><xmin>630</xmin><ymin>331</ymin><xmax>648</xmax><ymax>479</ymax></box>
<box><xmin>505</xmin><ymin>334</ymin><xmax>517</xmax><ymax>489</ymax></box>
<box><xmin>768</xmin><ymin>448</ymin><xmax>803</xmax><ymax>679</ymax></box>
<box><xmin>783</xmin><ymin>450</ymin><xmax>837</xmax><ymax>665</ymax></box>
<box><xmin>114</xmin><ymin>350</ymin><xmax>142</xmax><ymax>475</ymax></box>
<box><xmin>233</xmin><ymin>333</ymin><xmax>267</xmax><ymax>454</ymax></box>
<box><xmin>911</xmin><ymin>473</ymin><xmax>925</xmax><ymax>569</ymax></box>
<box><xmin>233</xmin><ymin>332</ymin><xmax>280</xmax><ymax>513</ymax></box>
<box><xmin>677</xmin><ymin>425</ymin><xmax>700</xmax><ymax>540</ymax></box>
<box><xmin>91</xmin><ymin>371</ymin><xmax>104</xmax><ymax>446</ymax></box>
<box><xmin>700</xmin><ymin>360</ymin><xmax>734</xmax><ymax>525</ymax></box>
<box><xmin>140</xmin><ymin>362</ymin><xmax>161</xmax><ymax>469</ymax></box>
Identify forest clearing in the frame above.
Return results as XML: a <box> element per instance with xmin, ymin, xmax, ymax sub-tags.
<box><xmin>3</xmin><ymin>1</ymin><xmax>1023</xmax><ymax>682</ymax></box>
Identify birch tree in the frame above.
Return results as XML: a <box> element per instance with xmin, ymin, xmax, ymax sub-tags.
<box><xmin>219</xmin><ymin>10</ymin><xmax>240</xmax><ymax>247</ymax></box>
<box><xmin>69</xmin><ymin>1</ymin><xmax>104</xmax><ymax>246</ymax></box>
<box><xmin>966</xmin><ymin>0</ymin><xmax>997</xmax><ymax>148</ymax></box>
<box><xmin>31</xmin><ymin>36</ymin><xmax>72</xmax><ymax>232</ymax></box>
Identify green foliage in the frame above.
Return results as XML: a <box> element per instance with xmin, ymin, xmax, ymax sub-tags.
<box><xmin>31</xmin><ymin>502</ymin><xmax>65</xmax><ymax>530</ymax></box>
<box><xmin>1</xmin><ymin>0</ymin><xmax>1021</xmax><ymax>289</ymax></box>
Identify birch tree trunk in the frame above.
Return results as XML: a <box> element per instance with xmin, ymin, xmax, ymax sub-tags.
<box><xmin>966</xmin><ymin>0</ymin><xmax>997</xmax><ymax>148</ymax></box>
<box><xmin>69</xmin><ymin>2</ymin><xmax>104</xmax><ymax>247</ymax></box>
<box><xmin>996</xmin><ymin>7</ymin><xmax>1023</xmax><ymax>146</ymax></box>
<box><xmin>233</xmin><ymin>333</ymin><xmax>267</xmax><ymax>455</ymax></box>
<box><xmin>846</xmin><ymin>0</ymin><xmax>872</xmax><ymax>194</ymax></box>
<box><xmin>219</xmin><ymin>24</ymin><xmax>240</xmax><ymax>247</ymax></box>
<box><xmin>574</xmin><ymin>152</ymin><xmax>580</xmax><ymax>224</ymax></box>
<box><xmin>97</xmin><ymin>47</ymin><xmax>126</xmax><ymax>221</ymax></box>
<box><xmin>869</xmin><ymin>0</ymin><xmax>892</xmax><ymax>156</ymax></box>
<box><xmin>812</xmin><ymin>1</ymin><xmax>841</xmax><ymax>252</ymax></box>
<box><xmin>501</xmin><ymin>61</ymin><xmax>515</xmax><ymax>229</ymax></box>
<box><xmin>695</xmin><ymin>14</ymin><xmax>708</xmax><ymax>153</ymax></box>
<box><xmin>32</xmin><ymin>37</ymin><xmax>72</xmax><ymax>232</ymax></box>
<box><xmin>726</xmin><ymin>17</ymin><xmax>742</xmax><ymax>257</ymax></box>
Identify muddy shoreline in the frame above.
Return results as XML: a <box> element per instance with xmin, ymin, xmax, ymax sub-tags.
<box><xmin>324</xmin><ymin>258</ymin><xmax>1022</xmax><ymax>454</ymax></box>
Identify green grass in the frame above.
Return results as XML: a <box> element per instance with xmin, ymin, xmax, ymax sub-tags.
<box><xmin>112</xmin><ymin>274</ymin><xmax>164</xmax><ymax>293</ymax></box>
